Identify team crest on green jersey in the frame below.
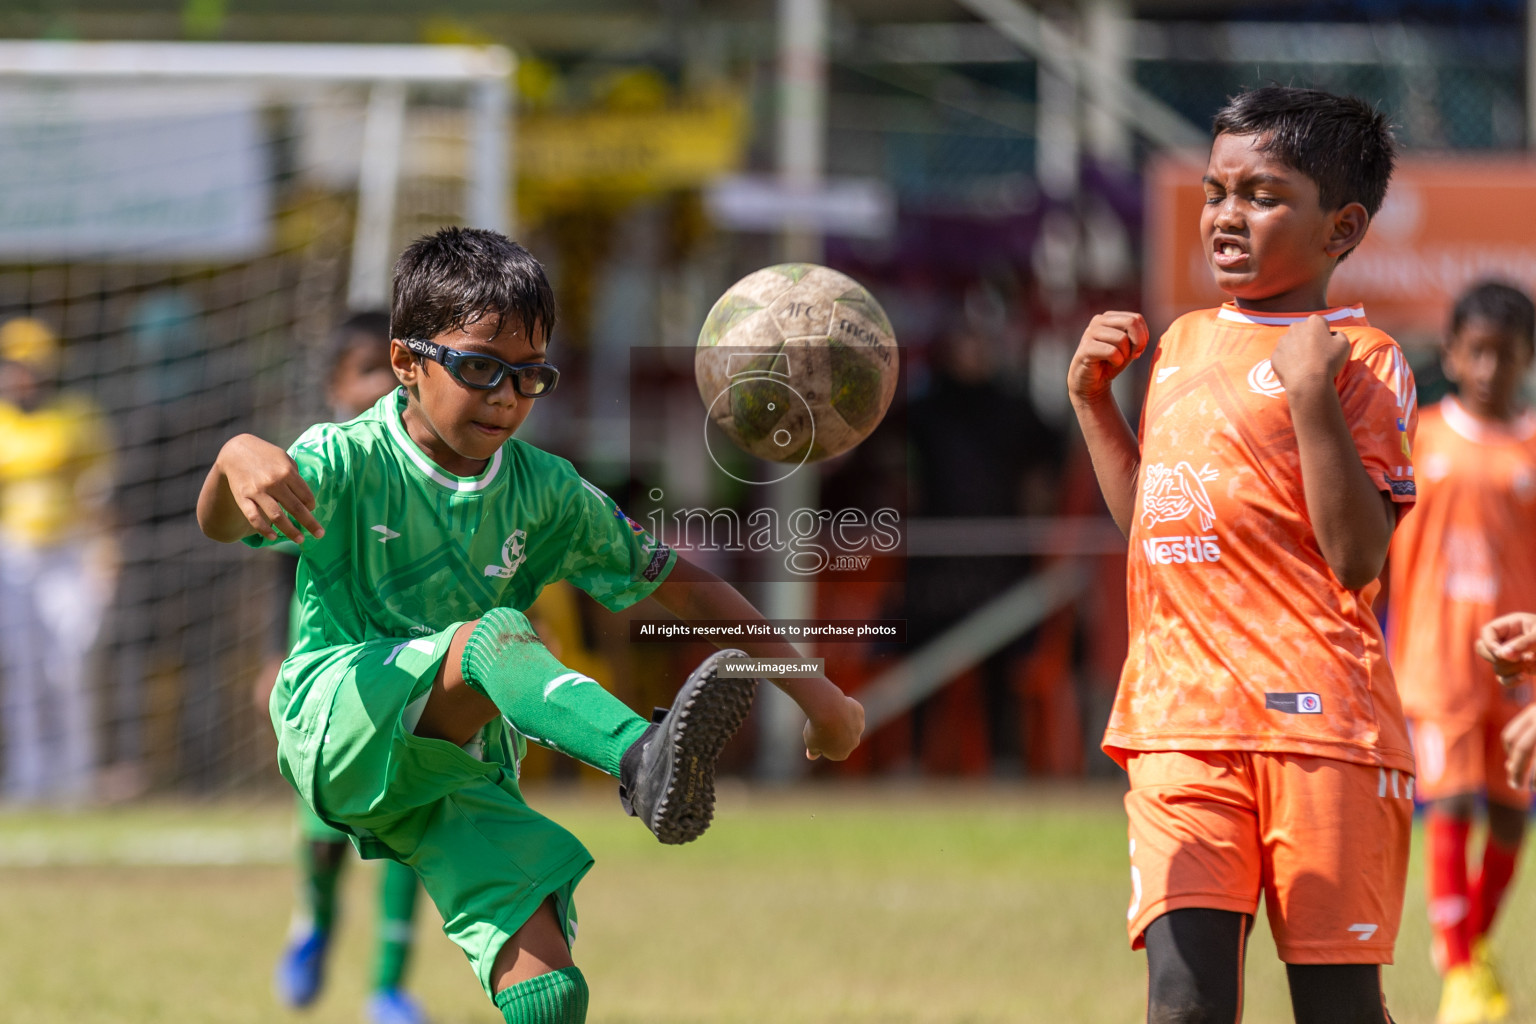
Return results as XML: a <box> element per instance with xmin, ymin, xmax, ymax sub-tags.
<box><xmin>484</xmin><ymin>529</ymin><xmax>528</xmax><ymax>579</ymax></box>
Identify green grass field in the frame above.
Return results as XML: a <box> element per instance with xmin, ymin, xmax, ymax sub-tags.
<box><xmin>0</xmin><ymin>783</ymin><xmax>1520</xmax><ymax>1022</ymax></box>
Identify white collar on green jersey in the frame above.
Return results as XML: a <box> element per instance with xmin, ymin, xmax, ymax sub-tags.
<box><xmin>384</xmin><ymin>389</ymin><xmax>505</xmax><ymax>493</ymax></box>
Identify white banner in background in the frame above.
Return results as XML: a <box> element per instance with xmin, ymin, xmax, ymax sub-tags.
<box><xmin>706</xmin><ymin>175</ymin><xmax>896</xmax><ymax>239</ymax></box>
<box><xmin>0</xmin><ymin>84</ymin><xmax>270</xmax><ymax>259</ymax></box>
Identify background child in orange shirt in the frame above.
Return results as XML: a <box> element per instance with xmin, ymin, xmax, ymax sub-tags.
<box><xmin>1389</xmin><ymin>280</ymin><xmax>1536</xmax><ymax>1023</ymax></box>
<box><xmin>1068</xmin><ymin>86</ymin><xmax>1415</xmax><ymax>1023</ymax></box>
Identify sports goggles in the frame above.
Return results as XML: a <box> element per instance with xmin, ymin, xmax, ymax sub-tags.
<box><xmin>402</xmin><ymin>338</ymin><xmax>559</xmax><ymax>396</ymax></box>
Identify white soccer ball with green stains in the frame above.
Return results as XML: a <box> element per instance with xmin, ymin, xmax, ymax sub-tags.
<box><xmin>695</xmin><ymin>264</ymin><xmax>899</xmax><ymax>465</ymax></box>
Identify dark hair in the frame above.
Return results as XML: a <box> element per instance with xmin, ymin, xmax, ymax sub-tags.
<box><xmin>327</xmin><ymin>310</ymin><xmax>391</xmax><ymax>367</ymax></box>
<box><xmin>1450</xmin><ymin>280</ymin><xmax>1536</xmax><ymax>350</ymax></box>
<box><xmin>391</xmin><ymin>227</ymin><xmax>557</xmax><ymax>345</ymax></box>
<box><xmin>1212</xmin><ymin>86</ymin><xmax>1397</xmax><ymax>221</ymax></box>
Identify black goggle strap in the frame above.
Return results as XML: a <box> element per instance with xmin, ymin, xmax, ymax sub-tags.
<box><xmin>402</xmin><ymin>338</ymin><xmax>446</xmax><ymax>364</ymax></box>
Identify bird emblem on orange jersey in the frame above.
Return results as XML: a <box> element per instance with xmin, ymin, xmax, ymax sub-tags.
<box><xmin>1141</xmin><ymin>462</ymin><xmax>1219</xmax><ymax>532</ymax></box>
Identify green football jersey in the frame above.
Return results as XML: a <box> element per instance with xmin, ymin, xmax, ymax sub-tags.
<box><xmin>245</xmin><ymin>388</ymin><xmax>674</xmax><ymax>656</ymax></box>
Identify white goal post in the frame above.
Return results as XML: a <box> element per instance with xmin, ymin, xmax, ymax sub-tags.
<box><xmin>0</xmin><ymin>40</ymin><xmax>514</xmax><ymax>309</ymax></box>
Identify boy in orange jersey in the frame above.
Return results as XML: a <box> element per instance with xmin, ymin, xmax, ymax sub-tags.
<box><xmin>1389</xmin><ymin>281</ymin><xmax>1536</xmax><ymax>1024</ymax></box>
<box><xmin>1068</xmin><ymin>86</ymin><xmax>1417</xmax><ymax>1023</ymax></box>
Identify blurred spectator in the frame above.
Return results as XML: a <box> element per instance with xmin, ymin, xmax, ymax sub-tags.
<box><xmin>903</xmin><ymin>323</ymin><xmax>1064</xmax><ymax>773</ymax></box>
<box><xmin>0</xmin><ymin>317</ymin><xmax>114</xmax><ymax>803</ymax></box>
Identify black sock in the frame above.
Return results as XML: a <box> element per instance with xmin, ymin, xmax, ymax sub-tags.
<box><xmin>1286</xmin><ymin>963</ymin><xmax>1391</xmax><ymax>1024</ymax></box>
<box><xmin>1144</xmin><ymin>908</ymin><xmax>1248</xmax><ymax>1023</ymax></box>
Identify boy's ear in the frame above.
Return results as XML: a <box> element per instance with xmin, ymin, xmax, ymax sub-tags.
<box><xmin>1438</xmin><ymin>341</ymin><xmax>1460</xmax><ymax>383</ymax></box>
<box><xmin>389</xmin><ymin>338</ymin><xmax>418</xmax><ymax>385</ymax></box>
<box><xmin>1325</xmin><ymin>202</ymin><xmax>1370</xmax><ymax>260</ymax></box>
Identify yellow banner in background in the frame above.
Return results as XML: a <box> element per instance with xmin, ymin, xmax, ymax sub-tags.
<box><xmin>518</xmin><ymin>97</ymin><xmax>747</xmax><ymax>192</ymax></box>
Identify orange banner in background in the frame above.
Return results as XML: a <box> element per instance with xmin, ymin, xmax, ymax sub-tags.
<box><xmin>1147</xmin><ymin>156</ymin><xmax>1536</xmax><ymax>344</ymax></box>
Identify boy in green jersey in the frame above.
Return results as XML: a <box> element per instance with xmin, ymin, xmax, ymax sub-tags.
<box><xmin>198</xmin><ymin>228</ymin><xmax>865</xmax><ymax>1024</ymax></box>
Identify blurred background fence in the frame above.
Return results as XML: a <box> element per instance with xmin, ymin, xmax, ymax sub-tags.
<box><xmin>0</xmin><ymin>0</ymin><xmax>1529</xmax><ymax>798</ymax></box>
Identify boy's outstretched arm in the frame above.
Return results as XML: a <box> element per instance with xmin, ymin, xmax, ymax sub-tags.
<box><xmin>197</xmin><ymin>434</ymin><xmax>324</xmax><ymax>545</ymax></box>
<box><xmin>1067</xmin><ymin>311</ymin><xmax>1149</xmax><ymax>536</ymax></box>
<box><xmin>647</xmin><ymin>556</ymin><xmax>865</xmax><ymax>761</ymax></box>
<box><xmin>1270</xmin><ymin>316</ymin><xmax>1396</xmax><ymax>591</ymax></box>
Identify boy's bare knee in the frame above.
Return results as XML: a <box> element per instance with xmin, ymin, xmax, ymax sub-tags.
<box><xmin>1429</xmin><ymin>794</ymin><xmax>1478</xmax><ymax>820</ymax></box>
<box><xmin>411</xmin><ymin>620</ymin><xmax>497</xmax><ymax>746</ymax></box>
<box><xmin>1488</xmin><ymin>800</ymin><xmax>1527</xmax><ymax>848</ymax></box>
<box><xmin>308</xmin><ymin>838</ymin><xmax>348</xmax><ymax>873</ymax></box>
<box><xmin>491</xmin><ymin>897</ymin><xmax>574</xmax><ymax>994</ymax></box>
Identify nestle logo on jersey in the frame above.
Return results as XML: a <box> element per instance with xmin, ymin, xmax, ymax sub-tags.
<box><xmin>1139</xmin><ymin>461</ymin><xmax>1223</xmax><ymax>565</ymax></box>
<box><xmin>1142</xmin><ymin>535</ymin><xmax>1221</xmax><ymax>564</ymax></box>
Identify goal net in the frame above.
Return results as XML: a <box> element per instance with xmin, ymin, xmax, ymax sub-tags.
<box><xmin>0</xmin><ymin>41</ymin><xmax>511</xmax><ymax>799</ymax></box>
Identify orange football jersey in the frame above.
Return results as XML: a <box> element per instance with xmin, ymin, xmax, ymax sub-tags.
<box><xmin>1388</xmin><ymin>397</ymin><xmax>1536</xmax><ymax>721</ymax></box>
<box><xmin>1104</xmin><ymin>303</ymin><xmax>1419</xmax><ymax>773</ymax></box>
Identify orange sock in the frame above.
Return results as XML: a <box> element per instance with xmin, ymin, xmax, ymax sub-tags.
<box><xmin>1427</xmin><ymin>814</ymin><xmax>1473</xmax><ymax>970</ymax></box>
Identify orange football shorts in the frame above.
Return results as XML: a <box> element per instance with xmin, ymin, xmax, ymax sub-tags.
<box><xmin>1409</xmin><ymin>700</ymin><xmax>1532</xmax><ymax>808</ymax></box>
<box><xmin>1124</xmin><ymin>750</ymin><xmax>1412</xmax><ymax>964</ymax></box>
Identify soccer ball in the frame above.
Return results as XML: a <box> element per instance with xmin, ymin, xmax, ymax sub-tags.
<box><xmin>695</xmin><ymin>263</ymin><xmax>898</xmax><ymax>466</ymax></box>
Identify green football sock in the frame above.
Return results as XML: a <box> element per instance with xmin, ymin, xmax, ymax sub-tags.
<box><xmin>300</xmin><ymin>838</ymin><xmax>348</xmax><ymax>934</ymax></box>
<box><xmin>371</xmin><ymin>859</ymin><xmax>419</xmax><ymax>991</ymax></box>
<box><xmin>461</xmin><ymin>608</ymin><xmax>647</xmax><ymax>777</ymax></box>
<box><xmin>493</xmin><ymin>967</ymin><xmax>589</xmax><ymax>1024</ymax></box>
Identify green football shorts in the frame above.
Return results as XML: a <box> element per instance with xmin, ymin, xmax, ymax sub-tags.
<box><xmin>271</xmin><ymin>623</ymin><xmax>593</xmax><ymax>997</ymax></box>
